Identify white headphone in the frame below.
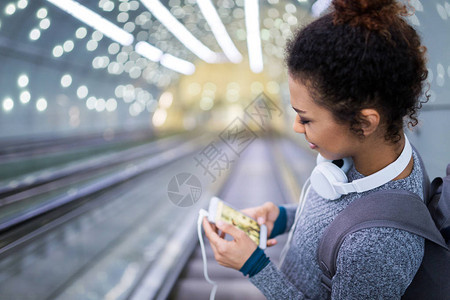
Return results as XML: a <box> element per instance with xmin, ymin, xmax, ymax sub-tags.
<box><xmin>310</xmin><ymin>134</ymin><xmax>412</xmax><ymax>200</ymax></box>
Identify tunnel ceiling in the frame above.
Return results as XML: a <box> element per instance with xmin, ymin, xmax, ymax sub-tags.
<box><xmin>0</xmin><ymin>0</ymin><xmax>313</xmax><ymax>136</ymax></box>
<box><xmin>0</xmin><ymin>0</ymin><xmax>312</xmax><ymax>88</ymax></box>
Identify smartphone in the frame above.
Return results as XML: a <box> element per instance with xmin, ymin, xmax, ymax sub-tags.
<box><xmin>208</xmin><ymin>196</ymin><xmax>267</xmax><ymax>249</ymax></box>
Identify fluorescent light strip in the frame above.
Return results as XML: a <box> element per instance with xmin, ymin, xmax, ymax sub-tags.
<box><xmin>135</xmin><ymin>42</ymin><xmax>195</xmax><ymax>75</ymax></box>
<box><xmin>160</xmin><ymin>54</ymin><xmax>195</xmax><ymax>75</ymax></box>
<box><xmin>196</xmin><ymin>0</ymin><xmax>242</xmax><ymax>63</ymax></box>
<box><xmin>46</xmin><ymin>0</ymin><xmax>134</xmax><ymax>46</ymax></box>
<box><xmin>245</xmin><ymin>0</ymin><xmax>263</xmax><ymax>73</ymax></box>
<box><xmin>139</xmin><ymin>0</ymin><xmax>219</xmax><ymax>63</ymax></box>
<box><xmin>135</xmin><ymin>41</ymin><xmax>163</xmax><ymax>62</ymax></box>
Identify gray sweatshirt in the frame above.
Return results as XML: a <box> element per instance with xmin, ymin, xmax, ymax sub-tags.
<box><xmin>249</xmin><ymin>150</ymin><xmax>425</xmax><ymax>299</ymax></box>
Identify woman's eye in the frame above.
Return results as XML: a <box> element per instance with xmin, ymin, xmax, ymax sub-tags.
<box><xmin>299</xmin><ymin>118</ymin><xmax>310</xmax><ymax>125</ymax></box>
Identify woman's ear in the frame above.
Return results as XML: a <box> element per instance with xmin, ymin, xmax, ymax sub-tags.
<box><xmin>359</xmin><ymin>108</ymin><xmax>380</xmax><ymax>137</ymax></box>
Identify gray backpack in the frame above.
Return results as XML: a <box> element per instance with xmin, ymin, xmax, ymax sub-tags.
<box><xmin>318</xmin><ymin>163</ymin><xmax>450</xmax><ymax>300</ymax></box>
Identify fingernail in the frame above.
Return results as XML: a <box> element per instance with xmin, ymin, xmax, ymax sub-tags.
<box><xmin>257</xmin><ymin>217</ymin><xmax>265</xmax><ymax>224</ymax></box>
<box><xmin>217</xmin><ymin>220</ymin><xmax>224</xmax><ymax>227</ymax></box>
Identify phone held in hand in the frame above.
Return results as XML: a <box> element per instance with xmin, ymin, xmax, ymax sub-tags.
<box><xmin>208</xmin><ymin>196</ymin><xmax>267</xmax><ymax>249</ymax></box>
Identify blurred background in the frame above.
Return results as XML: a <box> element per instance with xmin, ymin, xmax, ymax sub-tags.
<box><xmin>0</xmin><ymin>0</ymin><xmax>448</xmax><ymax>299</ymax></box>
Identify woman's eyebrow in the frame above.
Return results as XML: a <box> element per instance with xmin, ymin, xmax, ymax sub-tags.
<box><xmin>292</xmin><ymin>106</ymin><xmax>306</xmax><ymax>114</ymax></box>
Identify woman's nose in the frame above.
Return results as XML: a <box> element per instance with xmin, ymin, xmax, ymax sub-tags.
<box><xmin>293</xmin><ymin>115</ymin><xmax>305</xmax><ymax>134</ymax></box>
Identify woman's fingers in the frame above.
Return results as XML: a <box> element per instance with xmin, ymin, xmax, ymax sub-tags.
<box><xmin>215</xmin><ymin>221</ymin><xmax>245</xmax><ymax>240</ymax></box>
<box><xmin>242</xmin><ymin>206</ymin><xmax>270</xmax><ymax>225</ymax></box>
<box><xmin>203</xmin><ymin>218</ymin><xmax>257</xmax><ymax>269</ymax></box>
<box><xmin>267</xmin><ymin>238</ymin><xmax>277</xmax><ymax>247</ymax></box>
<box><xmin>241</xmin><ymin>207</ymin><xmax>257</xmax><ymax>219</ymax></box>
<box><xmin>202</xmin><ymin>217</ymin><xmax>223</xmax><ymax>253</ymax></box>
<box><xmin>255</xmin><ymin>206</ymin><xmax>268</xmax><ymax>225</ymax></box>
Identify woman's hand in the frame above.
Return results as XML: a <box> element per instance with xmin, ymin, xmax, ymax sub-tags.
<box><xmin>241</xmin><ymin>202</ymin><xmax>280</xmax><ymax>247</ymax></box>
<box><xmin>203</xmin><ymin>217</ymin><xmax>257</xmax><ymax>270</ymax></box>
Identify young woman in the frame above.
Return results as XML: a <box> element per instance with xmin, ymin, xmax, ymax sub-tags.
<box><xmin>203</xmin><ymin>0</ymin><xmax>429</xmax><ymax>298</ymax></box>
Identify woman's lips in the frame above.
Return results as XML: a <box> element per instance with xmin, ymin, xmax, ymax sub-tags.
<box><xmin>309</xmin><ymin>142</ymin><xmax>317</xmax><ymax>149</ymax></box>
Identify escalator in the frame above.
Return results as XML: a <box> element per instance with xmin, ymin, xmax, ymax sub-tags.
<box><xmin>0</xmin><ymin>132</ymin><xmax>220</xmax><ymax>299</ymax></box>
<box><xmin>0</xmin><ymin>134</ymin><xmax>316</xmax><ymax>300</ymax></box>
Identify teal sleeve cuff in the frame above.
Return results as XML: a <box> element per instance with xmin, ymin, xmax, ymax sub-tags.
<box><xmin>269</xmin><ymin>206</ymin><xmax>287</xmax><ymax>239</ymax></box>
<box><xmin>239</xmin><ymin>247</ymin><xmax>270</xmax><ymax>277</ymax></box>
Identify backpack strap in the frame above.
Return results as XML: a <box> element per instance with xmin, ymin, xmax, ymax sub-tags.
<box><xmin>317</xmin><ymin>189</ymin><xmax>448</xmax><ymax>292</ymax></box>
<box><xmin>429</xmin><ymin>163</ymin><xmax>450</xmax><ymax>240</ymax></box>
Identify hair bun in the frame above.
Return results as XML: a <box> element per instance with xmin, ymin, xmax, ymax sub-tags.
<box><xmin>332</xmin><ymin>0</ymin><xmax>409</xmax><ymax>31</ymax></box>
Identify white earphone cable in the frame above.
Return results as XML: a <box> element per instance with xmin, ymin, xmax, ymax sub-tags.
<box><xmin>280</xmin><ymin>177</ymin><xmax>311</xmax><ymax>264</ymax></box>
<box><xmin>198</xmin><ymin>209</ymin><xmax>217</xmax><ymax>300</ymax></box>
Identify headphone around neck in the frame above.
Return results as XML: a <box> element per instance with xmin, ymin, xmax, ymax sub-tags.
<box><xmin>310</xmin><ymin>134</ymin><xmax>412</xmax><ymax>200</ymax></box>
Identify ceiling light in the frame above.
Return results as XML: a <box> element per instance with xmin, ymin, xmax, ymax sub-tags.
<box><xmin>29</xmin><ymin>28</ymin><xmax>41</xmax><ymax>40</ymax></box>
<box><xmin>105</xmin><ymin>98</ymin><xmax>117</xmax><ymax>112</ymax></box>
<box><xmin>2</xmin><ymin>98</ymin><xmax>14</xmax><ymax>112</ymax></box>
<box><xmin>63</xmin><ymin>40</ymin><xmax>74</xmax><ymax>52</ymax></box>
<box><xmin>245</xmin><ymin>0</ymin><xmax>263</xmax><ymax>73</ymax></box>
<box><xmin>46</xmin><ymin>0</ymin><xmax>134</xmax><ymax>46</ymax></box>
<box><xmin>61</xmin><ymin>74</ymin><xmax>72</xmax><ymax>87</ymax></box>
<box><xmin>139</xmin><ymin>0</ymin><xmax>219</xmax><ymax>63</ymax></box>
<box><xmin>152</xmin><ymin>108</ymin><xmax>167</xmax><ymax>126</ymax></box>
<box><xmin>135</xmin><ymin>42</ymin><xmax>195</xmax><ymax>75</ymax></box>
<box><xmin>5</xmin><ymin>4</ymin><xmax>16</xmax><ymax>15</ymax></box>
<box><xmin>135</xmin><ymin>41</ymin><xmax>163</xmax><ymax>62</ymax></box>
<box><xmin>37</xmin><ymin>8</ymin><xmax>48</xmax><ymax>19</ymax></box>
<box><xmin>159</xmin><ymin>92</ymin><xmax>173</xmax><ymax>109</ymax></box>
<box><xmin>39</xmin><ymin>18</ymin><xmax>51</xmax><ymax>30</ymax></box>
<box><xmin>18</xmin><ymin>74</ymin><xmax>29</xmax><ymax>87</ymax></box>
<box><xmin>160</xmin><ymin>54</ymin><xmax>195</xmax><ymax>75</ymax></box>
<box><xmin>196</xmin><ymin>0</ymin><xmax>242</xmax><ymax>63</ymax></box>
<box><xmin>17</xmin><ymin>0</ymin><xmax>28</xmax><ymax>9</ymax></box>
<box><xmin>52</xmin><ymin>45</ymin><xmax>64</xmax><ymax>57</ymax></box>
<box><xmin>75</xmin><ymin>27</ymin><xmax>87</xmax><ymax>39</ymax></box>
<box><xmin>20</xmin><ymin>91</ymin><xmax>31</xmax><ymax>104</ymax></box>
<box><xmin>77</xmin><ymin>85</ymin><xmax>88</xmax><ymax>99</ymax></box>
<box><xmin>36</xmin><ymin>98</ymin><xmax>48</xmax><ymax>112</ymax></box>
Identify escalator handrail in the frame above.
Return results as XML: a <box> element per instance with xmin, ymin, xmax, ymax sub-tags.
<box><xmin>0</xmin><ymin>133</ymin><xmax>189</xmax><ymax>197</ymax></box>
<box><xmin>0</xmin><ymin>135</ymin><xmax>208</xmax><ymax>233</ymax></box>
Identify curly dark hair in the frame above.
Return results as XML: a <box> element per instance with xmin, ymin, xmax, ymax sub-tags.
<box><xmin>285</xmin><ymin>0</ymin><xmax>429</xmax><ymax>143</ymax></box>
